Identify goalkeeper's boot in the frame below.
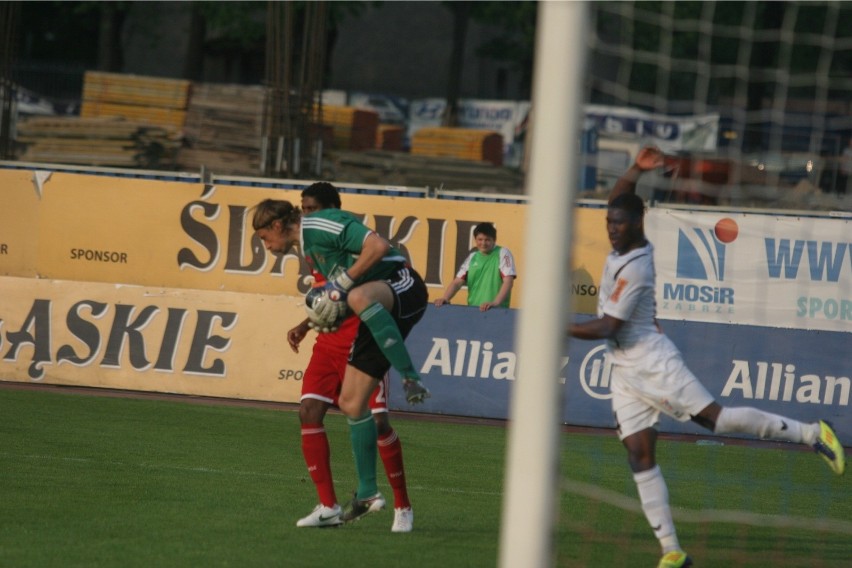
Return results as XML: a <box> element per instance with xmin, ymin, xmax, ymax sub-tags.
<box><xmin>340</xmin><ymin>492</ymin><xmax>386</xmax><ymax>523</ymax></box>
<box><xmin>657</xmin><ymin>550</ymin><xmax>692</xmax><ymax>568</ymax></box>
<box><xmin>296</xmin><ymin>504</ymin><xmax>343</xmax><ymax>528</ymax></box>
<box><xmin>403</xmin><ymin>376</ymin><xmax>431</xmax><ymax>404</ymax></box>
<box><xmin>813</xmin><ymin>420</ymin><xmax>845</xmax><ymax>475</ymax></box>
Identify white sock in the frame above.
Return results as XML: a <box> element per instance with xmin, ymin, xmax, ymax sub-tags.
<box><xmin>715</xmin><ymin>407</ymin><xmax>818</xmax><ymax>444</ymax></box>
<box><xmin>634</xmin><ymin>465</ymin><xmax>679</xmax><ymax>553</ymax></box>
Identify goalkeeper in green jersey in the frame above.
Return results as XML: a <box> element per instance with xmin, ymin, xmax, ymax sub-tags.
<box><xmin>251</xmin><ymin>189</ymin><xmax>430</xmax><ymax>522</ymax></box>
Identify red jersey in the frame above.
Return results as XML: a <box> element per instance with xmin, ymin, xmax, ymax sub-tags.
<box><xmin>303</xmin><ymin>271</ymin><xmax>388</xmax><ymax>412</ymax></box>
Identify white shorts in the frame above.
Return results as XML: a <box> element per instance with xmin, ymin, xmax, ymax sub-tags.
<box><xmin>609</xmin><ymin>336</ymin><xmax>715</xmax><ymax>440</ymax></box>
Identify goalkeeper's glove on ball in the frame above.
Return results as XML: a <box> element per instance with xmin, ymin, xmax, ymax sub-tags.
<box><xmin>312</xmin><ymin>270</ymin><xmax>355</xmax><ymax>328</ymax></box>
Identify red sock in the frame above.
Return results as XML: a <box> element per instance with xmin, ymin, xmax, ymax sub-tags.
<box><xmin>301</xmin><ymin>424</ymin><xmax>336</xmax><ymax>507</ymax></box>
<box><xmin>378</xmin><ymin>428</ymin><xmax>410</xmax><ymax>509</ymax></box>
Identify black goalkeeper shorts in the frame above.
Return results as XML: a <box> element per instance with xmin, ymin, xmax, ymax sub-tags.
<box><xmin>349</xmin><ymin>265</ymin><xmax>428</xmax><ymax>379</ymax></box>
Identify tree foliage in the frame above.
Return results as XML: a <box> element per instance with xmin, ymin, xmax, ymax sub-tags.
<box><xmin>470</xmin><ymin>1</ymin><xmax>537</xmax><ymax>98</ymax></box>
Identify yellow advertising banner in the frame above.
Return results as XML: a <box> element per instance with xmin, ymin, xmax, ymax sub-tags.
<box><xmin>0</xmin><ymin>275</ymin><xmax>307</xmax><ymax>402</ymax></box>
<box><xmin>1</xmin><ymin>168</ymin><xmax>613</xmax><ymax>401</ymax></box>
<box><xmin>569</xmin><ymin>204</ymin><xmax>609</xmax><ymax>315</ymax></box>
<box><xmin>10</xmin><ymin>169</ymin><xmax>610</xmax><ymax>312</ymax></box>
<box><xmin>0</xmin><ymin>169</ymin><xmax>41</xmax><ymax>277</ymax></box>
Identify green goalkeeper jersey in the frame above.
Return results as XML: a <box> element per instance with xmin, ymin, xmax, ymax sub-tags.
<box><xmin>300</xmin><ymin>208</ymin><xmax>408</xmax><ymax>284</ymax></box>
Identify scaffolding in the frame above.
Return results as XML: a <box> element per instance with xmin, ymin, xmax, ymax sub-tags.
<box><xmin>261</xmin><ymin>0</ymin><xmax>328</xmax><ymax>178</ymax></box>
<box><xmin>0</xmin><ymin>2</ymin><xmax>20</xmax><ymax>160</ymax></box>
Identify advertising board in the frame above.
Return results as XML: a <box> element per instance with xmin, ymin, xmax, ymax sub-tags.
<box><xmin>0</xmin><ymin>276</ymin><xmax>307</xmax><ymax>402</ymax></box>
<box><xmin>2</xmin><ymin>165</ymin><xmax>848</xmax><ymax>443</ymax></box>
<box><xmin>3</xmin><ymin>168</ymin><xmax>610</xmax><ymax>312</ymax></box>
<box><xmin>0</xmin><ymin>169</ymin><xmax>41</xmax><ymax>277</ymax></box>
<box><xmin>646</xmin><ymin>209</ymin><xmax>852</xmax><ymax>332</ymax></box>
<box><xmin>388</xmin><ymin>308</ymin><xmax>850</xmax><ymax>440</ymax></box>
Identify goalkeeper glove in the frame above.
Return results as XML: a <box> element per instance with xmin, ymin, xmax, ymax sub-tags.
<box><xmin>311</xmin><ymin>270</ymin><xmax>354</xmax><ymax>327</ymax></box>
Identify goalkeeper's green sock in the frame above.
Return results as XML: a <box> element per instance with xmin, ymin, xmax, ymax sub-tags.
<box><xmin>348</xmin><ymin>412</ymin><xmax>379</xmax><ymax>500</ymax></box>
<box><xmin>358</xmin><ymin>302</ymin><xmax>421</xmax><ymax>381</ymax></box>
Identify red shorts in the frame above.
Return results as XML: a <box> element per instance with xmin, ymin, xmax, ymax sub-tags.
<box><xmin>301</xmin><ymin>315</ymin><xmax>388</xmax><ymax>413</ymax></box>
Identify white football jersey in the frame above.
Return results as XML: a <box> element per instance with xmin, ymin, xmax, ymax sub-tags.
<box><xmin>598</xmin><ymin>241</ymin><xmax>662</xmax><ymax>365</ymax></box>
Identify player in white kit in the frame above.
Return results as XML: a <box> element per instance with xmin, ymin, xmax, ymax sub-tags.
<box><xmin>568</xmin><ymin>146</ymin><xmax>845</xmax><ymax>568</ymax></box>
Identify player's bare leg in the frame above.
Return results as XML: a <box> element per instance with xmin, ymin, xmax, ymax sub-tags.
<box><xmin>339</xmin><ymin>366</ymin><xmax>376</xmax><ymax>419</ymax></box>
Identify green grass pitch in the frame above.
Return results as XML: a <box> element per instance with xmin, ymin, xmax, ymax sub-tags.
<box><xmin>0</xmin><ymin>386</ymin><xmax>848</xmax><ymax>567</ymax></box>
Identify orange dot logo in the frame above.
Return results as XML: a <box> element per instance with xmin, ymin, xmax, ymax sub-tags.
<box><xmin>714</xmin><ymin>218</ymin><xmax>739</xmax><ymax>243</ymax></box>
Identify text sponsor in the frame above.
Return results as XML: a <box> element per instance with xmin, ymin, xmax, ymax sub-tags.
<box><xmin>277</xmin><ymin>369</ymin><xmax>304</xmax><ymax>381</ymax></box>
<box><xmin>70</xmin><ymin>248</ymin><xmax>129</xmax><ymax>263</ymax></box>
<box><xmin>572</xmin><ymin>283</ymin><xmax>598</xmax><ymax>297</ymax></box>
<box><xmin>721</xmin><ymin>360</ymin><xmax>849</xmax><ymax>406</ymax></box>
<box><xmin>1</xmin><ymin>298</ymin><xmax>235</xmax><ymax>380</ymax></box>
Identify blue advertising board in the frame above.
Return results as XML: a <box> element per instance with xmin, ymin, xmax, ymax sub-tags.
<box><xmin>389</xmin><ymin>306</ymin><xmax>850</xmax><ymax>441</ymax></box>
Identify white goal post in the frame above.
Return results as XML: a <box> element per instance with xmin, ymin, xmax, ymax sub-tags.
<box><xmin>498</xmin><ymin>2</ymin><xmax>588</xmax><ymax>567</ymax></box>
